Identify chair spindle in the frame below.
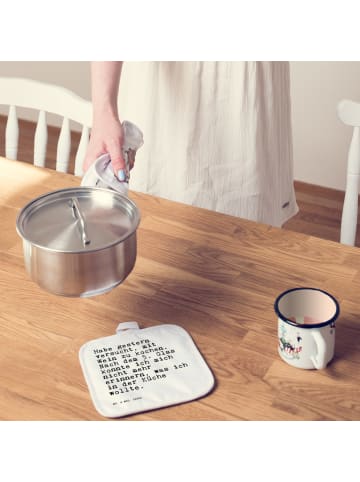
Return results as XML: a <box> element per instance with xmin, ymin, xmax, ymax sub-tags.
<box><xmin>34</xmin><ymin>110</ymin><xmax>48</xmax><ymax>167</ymax></box>
<box><xmin>74</xmin><ymin>125</ymin><xmax>90</xmax><ymax>177</ymax></box>
<box><xmin>56</xmin><ymin>117</ymin><xmax>71</xmax><ymax>173</ymax></box>
<box><xmin>5</xmin><ymin>105</ymin><xmax>19</xmax><ymax>160</ymax></box>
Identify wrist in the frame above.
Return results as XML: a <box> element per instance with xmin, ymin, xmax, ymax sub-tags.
<box><xmin>93</xmin><ymin>102</ymin><xmax>120</xmax><ymax>121</ymax></box>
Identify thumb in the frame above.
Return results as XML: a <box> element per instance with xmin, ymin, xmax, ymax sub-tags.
<box><xmin>108</xmin><ymin>143</ymin><xmax>127</xmax><ymax>181</ymax></box>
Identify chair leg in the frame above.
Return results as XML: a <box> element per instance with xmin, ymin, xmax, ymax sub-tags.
<box><xmin>341</xmin><ymin>173</ymin><xmax>359</xmax><ymax>245</ymax></box>
<box><xmin>340</xmin><ymin>127</ymin><xmax>360</xmax><ymax>246</ymax></box>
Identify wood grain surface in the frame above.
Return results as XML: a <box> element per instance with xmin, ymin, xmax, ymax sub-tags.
<box><xmin>1</xmin><ymin>157</ymin><xmax>360</xmax><ymax>421</ymax></box>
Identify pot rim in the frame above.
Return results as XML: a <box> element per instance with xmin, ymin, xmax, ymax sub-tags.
<box><xmin>16</xmin><ymin>186</ymin><xmax>141</xmax><ymax>254</ymax></box>
<box><xmin>274</xmin><ymin>287</ymin><xmax>340</xmax><ymax>329</ymax></box>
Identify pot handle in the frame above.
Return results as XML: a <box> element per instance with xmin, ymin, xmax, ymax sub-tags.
<box><xmin>70</xmin><ymin>197</ymin><xmax>90</xmax><ymax>246</ymax></box>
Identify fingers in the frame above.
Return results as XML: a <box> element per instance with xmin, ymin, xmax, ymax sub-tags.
<box><xmin>112</xmin><ymin>156</ymin><xmax>127</xmax><ymax>181</ymax></box>
<box><xmin>82</xmin><ymin>122</ymin><xmax>133</xmax><ymax>182</ymax></box>
<box><xmin>110</xmin><ymin>149</ymin><xmax>136</xmax><ymax>182</ymax></box>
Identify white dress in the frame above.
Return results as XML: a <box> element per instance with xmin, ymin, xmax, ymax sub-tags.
<box><xmin>118</xmin><ymin>61</ymin><xmax>298</xmax><ymax>227</ymax></box>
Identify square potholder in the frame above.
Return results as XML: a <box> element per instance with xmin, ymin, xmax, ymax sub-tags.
<box><xmin>79</xmin><ymin>322</ymin><xmax>215</xmax><ymax>418</ymax></box>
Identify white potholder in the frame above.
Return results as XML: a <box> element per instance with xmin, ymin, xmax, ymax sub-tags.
<box><xmin>79</xmin><ymin>322</ymin><xmax>215</xmax><ymax>418</ymax></box>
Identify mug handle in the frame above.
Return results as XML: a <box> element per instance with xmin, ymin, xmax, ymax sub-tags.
<box><xmin>310</xmin><ymin>330</ymin><xmax>327</xmax><ymax>369</ymax></box>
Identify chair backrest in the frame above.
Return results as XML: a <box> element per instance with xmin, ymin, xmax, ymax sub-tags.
<box><xmin>0</xmin><ymin>77</ymin><xmax>92</xmax><ymax>176</ymax></box>
<box><xmin>337</xmin><ymin>99</ymin><xmax>360</xmax><ymax>246</ymax></box>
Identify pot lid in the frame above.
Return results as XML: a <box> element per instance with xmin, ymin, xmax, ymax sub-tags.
<box><xmin>16</xmin><ymin>187</ymin><xmax>140</xmax><ymax>253</ymax></box>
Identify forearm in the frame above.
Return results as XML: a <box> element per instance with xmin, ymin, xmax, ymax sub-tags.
<box><xmin>91</xmin><ymin>61</ymin><xmax>123</xmax><ymax>118</ymax></box>
<box><xmin>84</xmin><ymin>61</ymin><xmax>126</xmax><ymax>175</ymax></box>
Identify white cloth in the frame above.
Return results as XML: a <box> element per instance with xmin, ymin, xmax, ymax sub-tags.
<box><xmin>81</xmin><ymin>153</ymin><xmax>129</xmax><ymax>194</ymax></box>
<box><xmin>118</xmin><ymin>61</ymin><xmax>298</xmax><ymax>227</ymax></box>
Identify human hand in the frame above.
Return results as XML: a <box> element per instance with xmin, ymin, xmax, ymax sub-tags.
<box><xmin>83</xmin><ymin>111</ymin><xmax>128</xmax><ymax>181</ymax></box>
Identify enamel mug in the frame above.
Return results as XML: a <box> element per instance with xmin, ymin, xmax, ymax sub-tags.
<box><xmin>274</xmin><ymin>287</ymin><xmax>340</xmax><ymax>369</ymax></box>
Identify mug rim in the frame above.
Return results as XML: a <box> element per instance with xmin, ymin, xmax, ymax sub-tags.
<box><xmin>274</xmin><ymin>287</ymin><xmax>340</xmax><ymax>329</ymax></box>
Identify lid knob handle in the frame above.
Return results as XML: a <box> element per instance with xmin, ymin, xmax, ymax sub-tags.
<box><xmin>70</xmin><ymin>197</ymin><xmax>90</xmax><ymax>247</ymax></box>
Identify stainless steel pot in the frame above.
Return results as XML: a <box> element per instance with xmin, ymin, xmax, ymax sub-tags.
<box><xmin>16</xmin><ymin>187</ymin><xmax>140</xmax><ymax>297</ymax></box>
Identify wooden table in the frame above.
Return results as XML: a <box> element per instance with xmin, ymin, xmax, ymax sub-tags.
<box><xmin>1</xmin><ymin>157</ymin><xmax>360</xmax><ymax>421</ymax></box>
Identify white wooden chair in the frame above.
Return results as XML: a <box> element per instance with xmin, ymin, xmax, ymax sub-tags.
<box><xmin>337</xmin><ymin>99</ymin><xmax>360</xmax><ymax>246</ymax></box>
<box><xmin>0</xmin><ymin>77</ymin><xmax>92</xmax><ymax>176</ymax></box>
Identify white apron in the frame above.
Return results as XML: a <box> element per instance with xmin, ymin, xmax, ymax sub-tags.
<box><xmin>118</xmin><ymin>61</ymin><xmax>298</xmax><ymax>227</ymax></box>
